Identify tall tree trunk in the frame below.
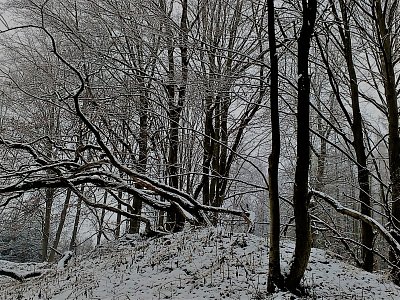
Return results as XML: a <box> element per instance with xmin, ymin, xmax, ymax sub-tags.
<box><xmin>165</xmin><ymin>0</ymin><xmax>188</xmax><ymax>232</ymax></box>
<box><xmin>207</xmin><ymin>0</ymin><xmax>244</xmax><ymax>214</ymax></box>
<box><xmin>374</xmin><ymin>0</ymin><xmax>400</xmax><ymax>284</ymax></box>
<box><xmin>197</xmin><ymin>0</ymin><xmax>213</xmax><ymax>206</ymax></box>
<box><xmin>325</xmin><ymin>0</ymin><xmax>374</xmax><ymax>271</ymax></box>
<box><xmin>339</xmin><ymin>0</ymin><xmax>373</xmax><ymax>272</ymax></box>
<box><xmin>42</xmin><ymin>187</ymin><xmax>54</xmax><ymax>261</ymax></box>
<box><xmin>202</xmin><ymin>94</ymin><xmax>213</xmax><ymax>206</ymax></box>
<box><xmin>43</xmin><ymin>106</ymin><xmax>56</xmax><ymax>262</ymax></box>
<box><xmin>267</xmin><ymin>0</ymin><xmax>283</xmax><ymax>291</ymax></box>
<box><xmin>286</xmin><ymin>0</ymin><xmax>317</xmax><ymax>291</ymax></box>
<box><xmin>115</xmin><ymin>191</ymin><xmax>122</xmax><ymax>238</ymax></box>
<box><xmin>315</xmin><ymin>97</ymin><xmax>329</xmax><ymax>192</ymax></box>
<box><xmin>166</xmin><ymin>104</ymin><xmax>185</xmax><ymax>231</ymax></box>
<box><xmin>48</xmin><ymin>189</ymin><xmax>72</xmax><ymax>261</ymax></box>
<box><xmin>98</xmin><ymin>191</ymin><xmax>108</xmax><ymax>244</ymax></box>
<box><xmin>130</xmin><ymin>84</ymin><xmax>148</xmax><ymax>233</ymax></box>
<box><xmin>210</xmin><ymin>94</ymin><xmax>221</xmax><ymax>223</ymax></box>
<box><xmin>69</xmin><ymin>186</ymin><xmax>83</xmax><ymax>251</ymax></box>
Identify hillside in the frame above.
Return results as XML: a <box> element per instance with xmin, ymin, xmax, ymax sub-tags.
<box><xmin>1</xmin><ymin>227</ymin><xmax>399</xmax><ymax>299</ymax></box>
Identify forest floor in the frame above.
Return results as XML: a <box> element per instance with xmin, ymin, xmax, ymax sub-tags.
<box><xmin>0</xmin><ymin>227</ymin><xmax>399</xmax><ymax>299</ymax></box>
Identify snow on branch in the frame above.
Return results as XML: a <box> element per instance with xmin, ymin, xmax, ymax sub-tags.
<box><xmin>310</xmin><ymin>190</ymin><xmax>400</xmax><ymax>255</ymax></box>
<box><xmin>0</xmin><ymin>24</ymin><xmax>255</xmax><ymax>231</ymax></box>
<box><xmin>64</xmin><ymin>180</ymin><xmax>168</xmax><ymax>236</ymax></box>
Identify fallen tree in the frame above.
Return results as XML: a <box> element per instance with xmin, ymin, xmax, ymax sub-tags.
<box><xmin>0</xmin><ymin>267</ymin><xmax>46</xmax><ymax>282</ymax></box>
<box><xmin>310</xmin><ymin>189</ymin><xmax>400</xmax><ymax>262</ymax></box>
<box><xmin>0</xmin><ymin>24</ymin><xmax>253</xmax><ymax>236</ymax></box>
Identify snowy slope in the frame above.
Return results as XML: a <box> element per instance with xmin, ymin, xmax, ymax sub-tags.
<box><xmin>0</xmin><ymin>227</ymin><xmax>399</xmax><ymax>299</ymax></box>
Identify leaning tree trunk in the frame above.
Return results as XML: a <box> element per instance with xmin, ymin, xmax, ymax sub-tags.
<box><xmin>48</xmin><ymin>189</ymin><xmax>72</xmax><ymax>261</ymax></box>
<box><xmin>285</xmin><ymin>0</ymin><xmax>317</xmax><ymax>291</ymax></box>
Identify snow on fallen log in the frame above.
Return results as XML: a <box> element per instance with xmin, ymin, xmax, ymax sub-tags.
<box><xmin>0</xmin><ymin>260</ymin><xmax>49</xmax><ymax>282</ymax></box>
<box><xmin>0</xmin><ymin>268</ymin><xmax>45</xmax><ymax>282</ymax></box>
<box><xmin>0</xmin><ymin>252</ymin><xmax>73</xmax><ymax>282</ymax></box>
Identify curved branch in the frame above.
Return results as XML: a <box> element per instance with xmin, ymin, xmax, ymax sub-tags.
<box><xmin>310</xmin><ymin>189</ymin><xmax>400</xmax><ymax>255</ymax></box>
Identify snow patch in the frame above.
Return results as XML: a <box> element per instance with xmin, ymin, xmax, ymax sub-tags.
<box><xmin>0</xmin><ymin>228</ymin><xmax>399</xmax><ymax>299</ymax></box>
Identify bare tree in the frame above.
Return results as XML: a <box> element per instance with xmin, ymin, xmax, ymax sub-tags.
<box><xmin>285</xmin><ymin>0</ymin><xmax>317</xmax><ymax>291</ymax></box>
<box><xmin>373</xmin><ymin>0</ymin><xmax>400</xmax><ymax>283</ymax></box>
<box><xmin>315</xmin><ymin>0</ymin><xmax>374</xmax><ymax>271</ymax></box>
<box><xmin>267</xmin><ymin>0</ymin><xmax>283</xmax><ymax>292</ymax></box>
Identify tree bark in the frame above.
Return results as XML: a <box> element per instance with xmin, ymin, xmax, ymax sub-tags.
<box><xmin>130</xmin><ymin>83</ymin><xmax>148</xmax><ymax>233</ymax></box>
<box><xmin>267</xmin><ymin>0</ymin><xmax>283</xmax><ymax>292</ymax></box>
<box><xmin>42</xmin><ymin>105</ymin><xmax>56</xmax><ymax>262</ymax></box>
<box><xmin>202</xmin><ymin>94</ymin><xmax>213</xmax><ymax>206</ymax></box>
<box><xmin>330</xmin><ymin>0</ymin><xmax>374</xmax><ymax>271</ymax></box>
<box><xmin>97</xmin><ymin>191</ymin><xmax>110</xmax><ymax>243</ymax></box>
<box><xmin>373</xmin><ymin>0</ymin><xmax>400</xmax><ymax>284</ymax></box>
<box><xmin>49</xmin><ymin>189</ymin><xmax>72</xmax><ymax>262</ymax></box>
<box><xmin>42</xmin><ymin>187</ymin><xmax>54</xmax><ymax>261</ymax></box>
<box><xmin>165</xmin><ymin>0</ymin><xmax>188</xmax><ymax>232</ymax></box>
<box><xmin>115</xmin><ymin>191</ymin><xmax>121</xmax><ymax>238</ymax></box>
<box><xmin>69</xmin><ymin>187</ymin><xmax>83</xmax><ymax>251</ymax></box>
<box><xmin>286</xmin><ymin>0</ymin><xmax>317</xmax><ymax>291</ymax></box>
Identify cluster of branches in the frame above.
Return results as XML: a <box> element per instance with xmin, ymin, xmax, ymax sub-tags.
<box><xmin>0</xmin><ymin>0</ymin><xmax>264</xmax><ymax>262</ymax></box>
<box><xmin>0</xmin><ymin>0</ymin><xmax>400</xmax><ymax>294</ymax></box>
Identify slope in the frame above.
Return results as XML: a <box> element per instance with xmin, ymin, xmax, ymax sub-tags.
<box><xmin>0</xmin><ymin>227</ymin><xmax>399</xmax><ymax>299</ymax></box>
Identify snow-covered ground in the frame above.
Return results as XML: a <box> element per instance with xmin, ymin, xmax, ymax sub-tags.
<box><xmin>1</xmin><ymin>227</ymin><xmax>399</xmax><ymax>299</ymax></box>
